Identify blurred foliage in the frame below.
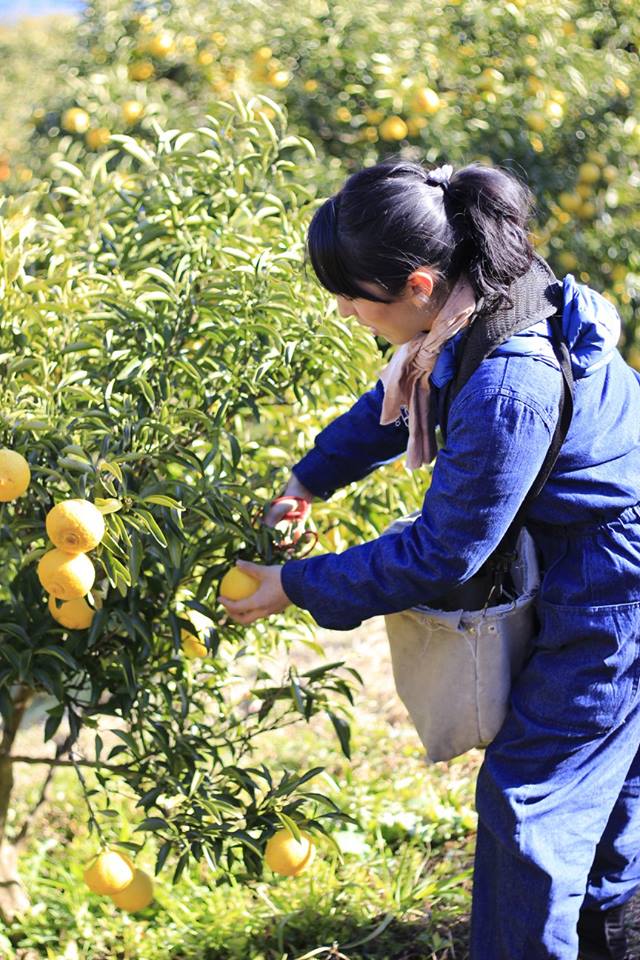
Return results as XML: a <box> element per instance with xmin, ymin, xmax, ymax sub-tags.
<box><xmin>1</xmin><ymin>0</ymin><xmax>639</xmax><ymax>344</ymax></box>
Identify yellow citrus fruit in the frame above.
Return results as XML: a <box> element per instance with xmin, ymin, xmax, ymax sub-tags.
<box><xmin>48</xmin><ymin>594</ymin><xmax>96</xmax><ymax>630</ymax></box>
<box><xmin>110</xmin><ymin>868</ymin><xmax>154</xmax><ymax>911</ymax></box>
<box><xmin>61</xmin><ymin>107</ymin><xmax>90</xmax><ymax>134</ymax></box>
<box><xmin>577</xmin><ymin>201</ymin><xmax>596</xmax><ymax>220</ymax></box>
<box><xmin>586</xmin><ymin>149</ymin><xmax>607</xmax><ymax>166</ymax></box>
<box><xmin>122</xmin><ymin>100</ymin><xmax>145</xmax><ymax>125</ymax></box>
<box><xmin>37</xmin><ymin>549</ymin><xmax>95</xmax><ymax>601</ymax></box>
<box><xmin>557</xmin><ymin>251</ymin><xmax>578</xmax><ymax>271</ymax></box>
<box><xmin>578</xmin><ymin>162</ymin><xmax>600</xmax><ymax>184</ymax></box>
<box><xmin>219</xmin><ymin>566</ymin><xmax>259</xmax><ymax>600</ymax></box>
<box><xmin>476</xmin><ymin>68</ymin><xmax>504</xmax><ymax>91</ymax></box>
<box><xmin>576</xmin><ymin>182</ymin><xmax>594</xmax><ymax>199</ymax></box>
<box><xmin>544</xmin><ymin>101</ymin><xmax>564</xmax><ymax>121</ymax></box>
<box><xmin>364</xmin><ymin>107</ymin><xmax>384</xmax><ymax>124</ymax></box>
<box><xmin>128</xmin><ymin>60</ymin><xmax>154</xmax><ymax>81</ymax></box>
<box><xmin>379</xmin><ymin>116</ymin><xmax>408</xmax><ymax>141</ymax></box>
<box><xmin>46</xmin><ymin>499</ymin><xmax>105</xmax><ymax>554</ymax></box>
<box><xmin>525</xmin><ymin>111</ymin><xmax>546</xmax><ymax>133</ymax></box>
<box><xmin>611</xmin><ymin>264</ymin><xmax>628</xmax><ymax>282</ymax></box>
<box><xmin>406</xmin><ymin>117</ymin><xmax>427</xmax><ymax>137</ymax></box>
<box><xmin>0</xmin><ymin>449</ymin><xmax>30</xmax><ymax>502</ymax></box>
<box><xmin>602</xmin><ymin>165</ymin><xmax>618</xmax><ymax>183</ymax></box>
<box><xmin>181</xmin><ymin>629</ymin><xmax>208</xmax><ymax>659</ymax></box>
<box><xmin>410</xmin><ymin>87</ymin><xmax>441</xmax><ymax>114</ymax></box>
<box><xmin>558</xmin><ymin>192</ymin><xmax>582</xmax><ymax>213</ymax></box>
<box><xmin>303</xmin><ymin>79</ymin><xmax>319</xmax><ymax>93</ymax></box>
<box><xmin>268</xmin><ymin>69</ymin><xmax>291</xmax><ymax>89</ymax></box>
<box><xmin>264</xmin><ymin>829</ymin><xmax>316</xmax><ymax>877</ymax></box>
<box><xmin>253</xmin><ymin>46</ymin><xmax>273</xmax><ymax>63</ymax></box>
<box><xmin>85</xmin><ymin>127</ymin><xmax>111</xmax><ymax>149</ymax></box>
<box><xmin>84</xmin><ymin>850</ymin><xmax>134</xmax><ymax>895</ymax></box>
<box><xmin>146</xmin><ymin>30</ymin><xmax>174</xmax><ymax>58</ymax></box>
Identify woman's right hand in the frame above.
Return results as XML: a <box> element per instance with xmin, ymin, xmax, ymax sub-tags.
<box><xmin>263</xmin><ymin>475</ymin><xmax>315</xmax><ymax>528</ymax></box>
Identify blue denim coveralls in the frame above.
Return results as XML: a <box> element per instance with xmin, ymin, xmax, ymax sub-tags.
<box><xmin>281</xmin><ymin>273</ymin><xmax>640</xmax><ymax>959</ymax></box>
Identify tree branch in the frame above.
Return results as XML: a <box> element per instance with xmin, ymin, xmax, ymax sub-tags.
<box><xmin>9</xmin><ymin>755</ymin><xmax>128</xmax><ymax>772</ymax></box>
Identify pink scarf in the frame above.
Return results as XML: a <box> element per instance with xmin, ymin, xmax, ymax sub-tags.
<box><xmin>379</xmin><ymin>273</ymin><xmax>478</xmax><ymax>469</ymax></box>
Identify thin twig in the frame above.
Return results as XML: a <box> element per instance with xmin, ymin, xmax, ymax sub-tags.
<box><xmin>9</xmin><ymin>755</ymin><xmax>129</xmax><ymax>772</ymax></box>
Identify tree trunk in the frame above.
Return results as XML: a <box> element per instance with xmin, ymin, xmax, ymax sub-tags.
<box><xmin>0</xmin><ymin>685</ymin><xmax>33</xmax><ymax>923</ymax></box>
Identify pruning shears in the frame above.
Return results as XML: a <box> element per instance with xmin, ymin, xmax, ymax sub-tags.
<box><xmin>251</xmin><ymin>495</ymin><xmax>318</xmax><ymax>558</ymax></box>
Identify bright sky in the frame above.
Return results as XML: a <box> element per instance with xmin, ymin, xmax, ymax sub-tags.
<box><xmin>0</xmin><ymin>0</ymin><xmax>84</xmax><ymax>22</ymax></box>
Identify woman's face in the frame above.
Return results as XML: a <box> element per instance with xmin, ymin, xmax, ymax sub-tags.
<box><xmin>335</xmin><ymin>270</ymin><xmax>443</xmax><ymax>345</ymax></box>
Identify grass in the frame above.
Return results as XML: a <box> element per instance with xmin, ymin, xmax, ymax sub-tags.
<box><xmin>2</xmin><ymin>620</ymin><xmax>481</xmax><ymax>959</ymax></box>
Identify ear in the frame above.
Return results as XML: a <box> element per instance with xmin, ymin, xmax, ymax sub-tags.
<box><xmin>410</xmin><ymin>270</ymin><xmax>435</xmax><ymax>298</ymax></box>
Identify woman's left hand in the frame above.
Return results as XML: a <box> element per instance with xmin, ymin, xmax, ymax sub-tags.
<box><xmin>218</xmin><ymin>559</ymin><xmax>293</xmax><ymax>625</ymax></box>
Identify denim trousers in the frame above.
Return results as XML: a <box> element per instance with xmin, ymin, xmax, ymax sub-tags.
<box><xmin>470</xmin><ymin>504</ymin><xmax>640</xmax><ymax>959</ymax></box>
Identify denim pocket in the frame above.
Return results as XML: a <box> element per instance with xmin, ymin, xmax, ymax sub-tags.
<box><xmin>510</xmin><ymin>599</ymin><xmax>640</xmax><ymax>736</ymax></box>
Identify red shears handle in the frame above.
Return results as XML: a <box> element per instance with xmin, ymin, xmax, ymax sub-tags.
<box><xmin>269</xmin><ymin>495</ymin><xmax>312</xmax><ymax>522</ymax></box>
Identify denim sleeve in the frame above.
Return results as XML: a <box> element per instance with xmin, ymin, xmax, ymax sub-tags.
<box><xmin>290</xmin><ymin>379</ymin><xmax>409</xmax><ymax>500</ymax></box>
<box><xmin>281</xmin><ymin>386</ymin><xmax>559</xmax><ymax>630</ymax></box>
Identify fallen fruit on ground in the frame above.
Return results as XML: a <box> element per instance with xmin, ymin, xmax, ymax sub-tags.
<box><xmin>48</xmin><ymin>594</ymin><xmax>96</xmax><ymax>630</ymax></box>
<box><xmin>46</xmin><ymin>498</ymin><xmax>106</xmax><ymax>553</ymax></box>
<box><xmin>219</xmin><ymin>566</ymin><xmax>259</xmax><ymax>600</ymax></box>
<box><xmin>83</xmin><ymin>850</ymin><xmax>134</xmax><ymax>895</ymax></box>
<box><xmin>181</xmin><ymin>629</ymin><xmax>208</xmax><ymax>659</ymax></box>
<box><xmin>110</xmin><ymin>868</ymin><xmax>154</xmax><ymax>911</ymax></box>
<box><xmin>264</xmin><ymin>828</ymin><xmax>317</xmax><ymax>876</ymax></box>
<box><xmin>0</xmin><ymin>449</ymin><xmax>31</xmax><ymax>502</ymax></box>
<box><xmin>37</xmin><ymin>549</ymin><xmax>96</xmax><ymax>601</ymax></box>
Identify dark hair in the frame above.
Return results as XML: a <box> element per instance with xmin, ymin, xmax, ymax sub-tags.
<box><xmin>305</xmin><ymin>156</ymin><xmax>536</xmax><ymax>314</ymax></box>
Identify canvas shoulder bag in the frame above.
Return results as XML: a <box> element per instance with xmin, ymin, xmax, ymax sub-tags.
<box><xmin>382</xmin><ymin>303</ymin><xmax>575</xmax><ymax>763</ymax></box>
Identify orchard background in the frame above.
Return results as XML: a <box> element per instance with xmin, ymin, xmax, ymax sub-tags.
<box><xmin>0</xmin><ymin>1</ymin><xmax>639</xmax><ymax>958</ymax></box>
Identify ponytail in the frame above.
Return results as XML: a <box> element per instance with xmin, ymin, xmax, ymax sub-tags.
<box><xmin>305</xmin><ymin>155</ymin><xmax>537</xmax><ymax>314</ymax></box>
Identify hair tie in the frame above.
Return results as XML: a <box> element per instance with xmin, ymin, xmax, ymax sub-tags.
<box><xmin>423</xmin><ymin>163</ymin><xmax>454</xmax><ymax>199</ymax></box>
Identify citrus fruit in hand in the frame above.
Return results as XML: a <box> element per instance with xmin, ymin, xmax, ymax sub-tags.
<box><xmin>48</xmin><ymin>594</ymin><xmax>96</xmax><ymax>630</ymax></box>
<box><xmin>110</xmin><ymin>868</ymin><xmax>154</xmax><ymax>911</ymax></box>
<box><xmin>37</xmin><ymin>549</ymin><xmax>95</xmax><ymax>600</ymax></box>
<box><xmin>264</xmin><ymin>828</ymin><xmax>316</xmax><ymax>876</ymax></box>
<box><xmin>219</xmin><ymin>566</ymin><xmax>259</xmax><ymax>600</ymax></box>
<box><xmin>0</xmin><ymin>449</ymin><xmax>31</xmax><ymax>502</ymax></box>
<box><xmin>84</xmin><ymin>850</ymin><xmax>134</xmax><ymax>895</ymax></box>
<box><xmin>181</xmin><ymin>629</ymin><xmax>207</xmax><ymax>659</ymax></box>
<box><xmin>46</xmin><ymin>499</ymin><xmax>105</xmax><ymax>553</ymax></box>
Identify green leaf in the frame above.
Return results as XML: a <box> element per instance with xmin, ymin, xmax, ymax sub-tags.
<box><xmin>328</xmin><ymin>712</ymin><xmax>351</xmax><ymax>759</ymax></box>
<box><xmin>135</xmin><ymin>817</ymin><xmax>170</xmax><ymax>833</ymax></box>
<box><xmin>136</xmin><ymin>510</ymin><xmax>168</xmax><ymax>547</ymax></box>
<box><xmin>95</xmin><ymin>498</ymin><xmax>123</xmax><ymax>515</ymax></box>
<box><xmin>155</xmin><ymin>840</ymin><xmax>173</xmax><ymax>876</ymax></box>
<box><xmin>35</xmin><ymin>646</ymin><xmax>80</xmax><ymax>671</ymax></box>
<box><xmin>109</xmin><ymin>135</ymin><xmax>156</xmax><ymax>168</ymax></box>
<box><xmin>142</xmin><ymin>495</ymin><xmax>184</xmax><ymax>510</ymax></box>
<box><xmin>0</xmin><ymin>623</ymin><xmax>30</xmax><ymax>644</ymax></box>
<box><xmin>275</xmin><ymin>812</ymin><xmax>302</xmax><ymax>842</ymax></box>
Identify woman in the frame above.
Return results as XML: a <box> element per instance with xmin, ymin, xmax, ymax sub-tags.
<box><xmin>219</xmin><ymin>158</ymin><xmax>640</xmax><ymax>960</ymax></box>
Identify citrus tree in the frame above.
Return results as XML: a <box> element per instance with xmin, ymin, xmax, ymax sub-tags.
<box><xmin>0</xmin><ymin>95</ymin><xmax>432</xmax><ymax>922</ymax></box>
<box><xmin>6</xmin><ymin>0</ymin><xmax>640</xmax><ymax>339</ymax></box>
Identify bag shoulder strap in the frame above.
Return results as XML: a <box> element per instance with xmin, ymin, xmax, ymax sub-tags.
<box><xmin>481</xmin><ymin>311</ymin><xmax>575</xmax><ymax>604</ymax></box>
